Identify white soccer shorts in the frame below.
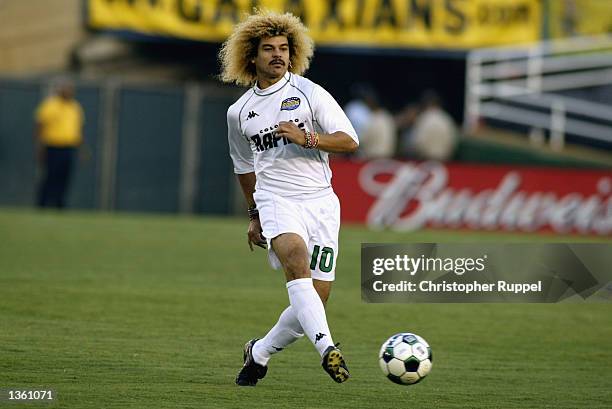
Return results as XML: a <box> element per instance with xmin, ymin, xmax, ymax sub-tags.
<box><xmin>253</xmin><ymin>187</ymin><xmax>340</xmax><ymax>281</ymax></box>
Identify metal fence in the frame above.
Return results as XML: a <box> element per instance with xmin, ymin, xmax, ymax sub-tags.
<box><xmin>0</xmin><ymin>77</ymin><xmax>240</xmax><ymax>214</ymax></box>
<box><xmin>464</xmin><ymin>35</ymin><xmax>612</xmax><ymax>151</ymax></box>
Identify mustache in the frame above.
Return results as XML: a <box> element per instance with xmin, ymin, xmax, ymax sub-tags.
<box><xmin>270</xmin><ymin>59</ymin><xmax>285</xmax><ymax>65</ymax></box>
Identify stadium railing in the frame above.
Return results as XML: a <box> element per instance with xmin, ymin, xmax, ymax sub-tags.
<box><xmin>464</xmin><ymin>35</ymin><xmax>612</xmax><ymax>151</ymax></box>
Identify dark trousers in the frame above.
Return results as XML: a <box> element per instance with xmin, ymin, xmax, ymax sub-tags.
<box><xmin>37</xmin><ymin>147</ymin><xmax>76</xmax><ymax>209</ymax></box>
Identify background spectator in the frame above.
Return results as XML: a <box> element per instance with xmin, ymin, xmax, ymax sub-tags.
<box><xmin>34</xmin><ymin>80</ymin><xmax>84</xmax><ymax>208</ymax></box>
<box><xmin>358</xmin><ymin>88</ymin><xmax>397</xmax><ymax>159</ymax></box>
<box><xmin>402</xmin><ymin>90</ymin><xmax>457</xmax><ymax>161</ymax></box>
<box><xmin>344</xmin><ymin>83</ymin><xmax>374</xmax><ymax>139</ymax></box>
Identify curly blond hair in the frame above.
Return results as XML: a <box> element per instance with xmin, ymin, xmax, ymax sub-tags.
<box><xmin>219</xmin><ymin>10</ymin><xmax>314</xmax><ymax>87</ymax></box>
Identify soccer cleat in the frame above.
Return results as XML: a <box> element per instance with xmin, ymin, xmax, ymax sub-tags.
<box><xmin>321</xmin><ymin>343</ymin><xmax>350</xmax><ymax>383</ymax></box>
<box><xmin>235</xmin><ymin>339</ymin><xmax>268</xmax><ymax>386</ymax></box>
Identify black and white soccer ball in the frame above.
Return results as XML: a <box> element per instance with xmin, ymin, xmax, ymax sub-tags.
<box><xmin>379</xmin><ymin>333</ymin><xmax>432</xmax><ymax>385</ymax></box>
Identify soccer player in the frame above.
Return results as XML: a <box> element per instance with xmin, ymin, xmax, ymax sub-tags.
<box><xmin>219</xmin><ymin>11</ymin><xmax>359</xmax><ymax>386</ymax></box>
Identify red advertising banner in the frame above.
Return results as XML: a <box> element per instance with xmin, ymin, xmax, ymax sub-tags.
<box><xmin>330</xmin><ymin>159</ymin><xmax>612</xmax><ymax>236</ymax></box>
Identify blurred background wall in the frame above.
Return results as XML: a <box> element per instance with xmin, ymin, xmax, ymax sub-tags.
<box><xmin>0</xmin><ymin>0</ymin><xmax>85</xmax><ymax>74</ymax></box>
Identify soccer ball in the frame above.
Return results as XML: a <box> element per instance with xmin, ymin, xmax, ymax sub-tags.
<box><xmin>378</xmin><ymin>333</ymin><xmax>432</xmax><ymax>385</ymax></box>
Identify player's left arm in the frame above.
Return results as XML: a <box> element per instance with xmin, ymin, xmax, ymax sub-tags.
<box><xmin>312</xmin><ymin>131</ymin><xmax>358</xmax><ymax>153</ymax></box>
<box><xmin>276</xmin><ymin>125</ymin><xmax>357</xmax><ymax>153</ymax></box>
<box><xmin>276</xmin><ymin>84</ymin><xmax>359</xmax><ymax>154</ymax></box>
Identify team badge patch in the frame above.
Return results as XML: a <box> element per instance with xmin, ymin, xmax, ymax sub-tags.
<box><xmin>280</xmin><ymin>97</ymin><xmax>300</xmax><ymax>111</ymax></box>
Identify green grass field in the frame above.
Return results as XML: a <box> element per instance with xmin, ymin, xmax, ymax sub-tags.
<box><xmin>1</xmin><ymin>209</ymin><xmax>611</xmax><ymax>408</ymax></box>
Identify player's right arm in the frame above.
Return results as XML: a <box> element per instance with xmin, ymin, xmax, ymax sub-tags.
<box><xmin>236</xmin><ymin>172</ymin><xmax>266</xmax><ymax>251</ymax></box>
<box><xmin>227</xmin><ymin>105</ymin><xmax>266</xmax><ymax>251</ymax></box>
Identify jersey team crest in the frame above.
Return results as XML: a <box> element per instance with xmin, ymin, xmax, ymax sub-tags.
<box><xmin>280</xmin><ymin>97</ymin><xmax>300</xmax><ymax>111</ymax></box>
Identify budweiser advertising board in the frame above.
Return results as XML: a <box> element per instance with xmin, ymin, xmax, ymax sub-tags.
<box><xmin>330</xmin><ymin>159</ymin><xmax>612</xmax><ymax>236</ymax></box>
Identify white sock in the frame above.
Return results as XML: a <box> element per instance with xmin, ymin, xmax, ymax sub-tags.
<box><xmin>286</xmin><ymin>277</ymin><xmax>334</xmax><ymax>357</ymax></box>
<box><xmin>252</xmin><ymin>306</ymin><xmax>304</xmax><ymax>366</ymax></box>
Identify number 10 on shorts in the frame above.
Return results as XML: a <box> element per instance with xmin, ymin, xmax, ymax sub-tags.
<box><xmin>310</xmin><ymin>245</ymin><xmax>334</xmax><ymax>273</ymax></box>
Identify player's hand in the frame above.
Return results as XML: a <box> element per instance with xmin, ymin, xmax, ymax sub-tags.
<box><xmin>276</xmin><ymin>121</ymin><xmax>306</xmax><ymax>146</ymax></box>
<box><xmin>247</xmin><ymin>219</ymin><xmax>267</xmax><ymax>251</ymax></box>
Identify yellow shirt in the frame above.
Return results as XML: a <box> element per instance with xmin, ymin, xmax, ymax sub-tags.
<box><xmin>35</xmin><ymin>96</ymin><xmax>84</xmax><ymax>147</ymax></box>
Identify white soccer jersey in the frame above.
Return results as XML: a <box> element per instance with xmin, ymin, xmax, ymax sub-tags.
<box><xmin>227</xmin><ymin>72</ymin><xmax>358</xmax><ymax>196</ymax></box>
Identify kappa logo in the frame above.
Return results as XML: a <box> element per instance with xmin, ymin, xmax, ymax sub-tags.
<box><xmin>246</xmin><ymin>111</ymin><xmax>259</xmax><ymax>120</ymax></box>
<box><xmin>315</xmin><ymin>333</ymin><xmax>327</xmax><ymax>343</ymax></box>
<box><xmin>280</xmin><ymin>97</ymin><xmax>300</xmax><ymax>111</ymax></box>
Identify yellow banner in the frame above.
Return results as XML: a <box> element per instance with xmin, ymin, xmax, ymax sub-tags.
<box><xmin>87</xmin><ymin>0</ymin><xmax>541</xmax><ymax>48</ymax></box>
<box><xmin>548</xmin><ymin>0</ymin><xmax>612</xmax><ymax>38</ymax></box>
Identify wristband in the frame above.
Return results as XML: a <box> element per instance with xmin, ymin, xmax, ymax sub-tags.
<box><xmin>303</xmin><ymin>130</ymin><xmax>320</xmax><ymax>149</ymax></box>
<box><xmin>248</xmin><ymin>205</ymin><xmax>259</xmax><ymax>220</ymax></box>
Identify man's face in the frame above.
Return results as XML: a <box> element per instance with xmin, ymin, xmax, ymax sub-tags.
<box><xmin>253</xmin><ymin>35</ymin><xmax>290</xmax><ymax>79</ymax></box>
